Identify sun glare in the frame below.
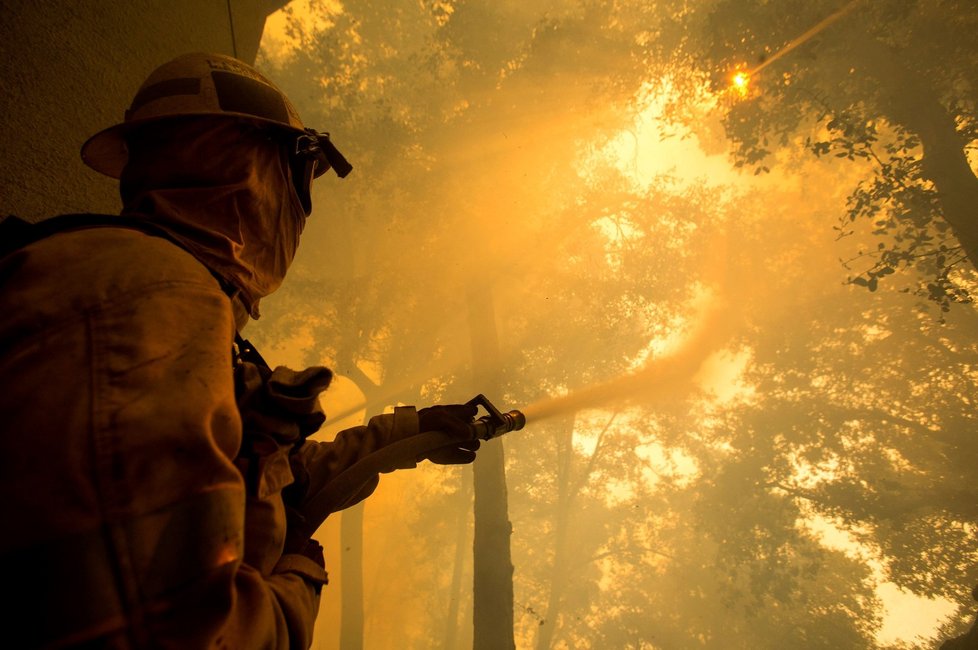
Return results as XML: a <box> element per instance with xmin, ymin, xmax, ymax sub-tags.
<box><xmin>730</xmin><ymin>70</ymin><xmax>750</xmax><ymax>97</ymax></box>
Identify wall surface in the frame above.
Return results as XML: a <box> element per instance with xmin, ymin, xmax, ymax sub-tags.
<box><xmin>0</xmin><ymin>0</ymin><xmax>285</xmax><ymax>220</ymax></box>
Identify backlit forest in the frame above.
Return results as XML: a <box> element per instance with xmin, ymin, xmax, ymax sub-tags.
<box><xmin>246</xmin><ymin>1</ymin><xmax>978</xmax><ymax>647</ymax></box>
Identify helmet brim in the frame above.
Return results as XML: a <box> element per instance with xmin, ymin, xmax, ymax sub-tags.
<box><xmin>80</xmin><ymin>123</ymin><xmax>130</xmax><ymax>179</ymax></box>
<box><xmin>81</xmin><ymin>112</ymin><xmax>308</xmax><ymax>179</ymax></box>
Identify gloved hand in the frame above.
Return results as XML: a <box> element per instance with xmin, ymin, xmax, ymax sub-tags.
<box><xmin>417</xmin><ymin>403</ymin><xmax>481</xmax><ymax>465</ymax></box>
<box><xmin>280</xmin><ymin>403</ymin><xmax>483</xmax><ymax>552</ymax></box>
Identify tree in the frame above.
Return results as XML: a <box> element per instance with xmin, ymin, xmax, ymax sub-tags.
<box><xmin>500</xmin><ymin>175</ymin><xmax>899</xmax><ymax>648</ymax></box>
<box><xmin>249</xmin><ymin>1</ymin><xmax>978</xmax><ymax>647</ymax></box>
<box><xmin>671</xmin><ymin>0</ymin><xmax>978</xmax><ymax>310</ymax></box>
<box><xmin>699</xmin><ymin>181</ymin><xmax>978</xmax><ymax>639</ymax></box>
<box><xmin>256</xmin><ymin>3</ymin><xmax>669</xmax><ymax>648</ymax></box>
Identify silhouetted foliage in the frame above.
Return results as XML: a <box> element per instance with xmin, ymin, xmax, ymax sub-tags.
<box><xmin>249</xmin><ymin>1</ymin><xmax>978</xmax><ymax>648</ymax></box>
<box><xmin>669</xmin><ymin>0</ymin><xmax>978</xmax><ymax>312</ymax></box>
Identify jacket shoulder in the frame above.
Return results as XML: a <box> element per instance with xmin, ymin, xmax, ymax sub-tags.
<box><xmin>0</xmin><ymin>213</ymin><xmax>179</xmax><ymax>260</ymax></box>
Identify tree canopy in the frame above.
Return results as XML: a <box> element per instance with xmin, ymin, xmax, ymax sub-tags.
<box><xmin>671</xmin><ymin>0</ymin><xmax>978</xmax><ymax>312</ymax></box>
<box><xmin>250</xmin><ymin>1</ymin><xmax>978</xmax><ymax>647</ymax></box>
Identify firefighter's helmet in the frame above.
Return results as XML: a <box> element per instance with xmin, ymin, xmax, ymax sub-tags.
<box><xmin>81</xmin><ymin>52</ymin><xmax>349</xmax><ymax>184</ymax></box>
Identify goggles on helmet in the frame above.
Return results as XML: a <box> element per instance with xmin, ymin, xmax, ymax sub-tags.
<box><xmin>295</xmin><ymin>129</ymin><xmax>352</xmax><ymax>178</ymax></box>
<box><xmin>287</xmin><ymin>129</ymin><xmax>353</xmax><ymax>216</ymax></box>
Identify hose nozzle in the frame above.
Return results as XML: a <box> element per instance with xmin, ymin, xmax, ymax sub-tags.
<box><xmin>466</xmin><ymin>394</ymin><xmax>527</xmax><ymax>440</ymax></box>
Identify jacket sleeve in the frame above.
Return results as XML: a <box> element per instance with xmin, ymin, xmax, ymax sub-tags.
<box><xmin>226</xmin><ymin>383</ymin><xmax>418</xmax><ymax>646</ymax></box>
<box><xmin>290</xmin><ymin>407</ymin><xmax>422</xmax><ymax>515</ymax></box>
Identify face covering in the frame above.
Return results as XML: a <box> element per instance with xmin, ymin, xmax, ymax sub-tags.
<box><xmin>120</xmin><ymin>117</ymin><xmax>307</xmax><ymax>320</ymax></box>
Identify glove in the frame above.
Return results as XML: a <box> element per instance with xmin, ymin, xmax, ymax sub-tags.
<box><xmin>280</xmin><ymin>404</ymin><xmax>482</xmax><ymax>552</ymax></box>
<box><xmin>417</xmin><ymin>403</ymin><xmax>481</xmax><ymax>465</ymax></box>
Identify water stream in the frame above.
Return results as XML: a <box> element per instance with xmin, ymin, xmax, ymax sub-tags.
<box><xmin>521</xmin><ymin>304</ymin><xmax>733</xmax><ymax>424</ymax></box>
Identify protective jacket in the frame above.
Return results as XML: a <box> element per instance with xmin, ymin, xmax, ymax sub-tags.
<box><xmin>0</xmin><ymin>219</ymin><xmax>426</xmax><ymax>648</ymax></box>
<box><xmin>0</xmin><ymin>55</ymin><xmax>454</xmax><ymax>649</ymax></box>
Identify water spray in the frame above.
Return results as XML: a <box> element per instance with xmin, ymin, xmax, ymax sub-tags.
<box><xmin>294</xmin><ymin>297</ymin><xmax>733</xmax><ymax>541</ymax></box>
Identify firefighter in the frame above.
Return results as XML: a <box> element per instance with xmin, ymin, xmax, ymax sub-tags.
<box><xmin>0</xmin><ymin>52</ymin><xmax>480</xmax><ymax>649</ymax></box>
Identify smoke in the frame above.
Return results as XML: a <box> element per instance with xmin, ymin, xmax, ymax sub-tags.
<box><xmin>522</xmin><ymin>298</ymin><xmax>735</xmax><ymax>422</ymax></box>
<box><xmin>247</xmin><ymin>0</ymin><xmax>978</xmax><ymax>647</ymax></box>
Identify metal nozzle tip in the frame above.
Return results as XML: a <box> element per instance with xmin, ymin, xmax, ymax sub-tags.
<box><xmin>507</xmin><ymin>410</ymin><xmax>526</xmax><ymax>431</ymax></box>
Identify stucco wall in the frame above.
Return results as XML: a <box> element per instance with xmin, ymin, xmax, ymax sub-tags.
<box><xmin>0</xmin><ymin>1</ymin><xmax>285</xmax><ymax>220</ymax></box>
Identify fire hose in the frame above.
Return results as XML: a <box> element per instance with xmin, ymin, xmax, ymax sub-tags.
<box><xmin>290</xmin><ymin>394</ymin><xmax>526</xmax><ymax>542</ymax></box>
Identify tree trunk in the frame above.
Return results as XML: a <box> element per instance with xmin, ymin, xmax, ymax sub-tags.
<box><xmin>906</xmin><ymin>99</ymin><xmax>978</xmax><ymax>271</ymax></box>
<box><xmin>863</xmin><ymin>41</ymin><xmax>978</xmax><ymax>271</ymax></box>
<box><xmin>468</xmin><ymin>288</ymin><xmax>516</xmax><ymax>650</ymax></box>
<box><xmin>339</xmin><ymin>502</ymin><xmax>365</xmax><ymax>650</ymax></box>
<box><xmin>442</xmin><ymin>474</ymin><xmax>472</xmax><ymax>650</ymax></box>
<box><xmin>334</xmin><ymin>347</ymin><xmax>379</xmax><ymax>650</ymax></box>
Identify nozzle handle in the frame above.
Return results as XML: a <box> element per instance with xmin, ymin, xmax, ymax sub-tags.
<box><xmin>466</xmin><ymin>394</ymin><xmax>527</xmax><ymax>440</ymax></box>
